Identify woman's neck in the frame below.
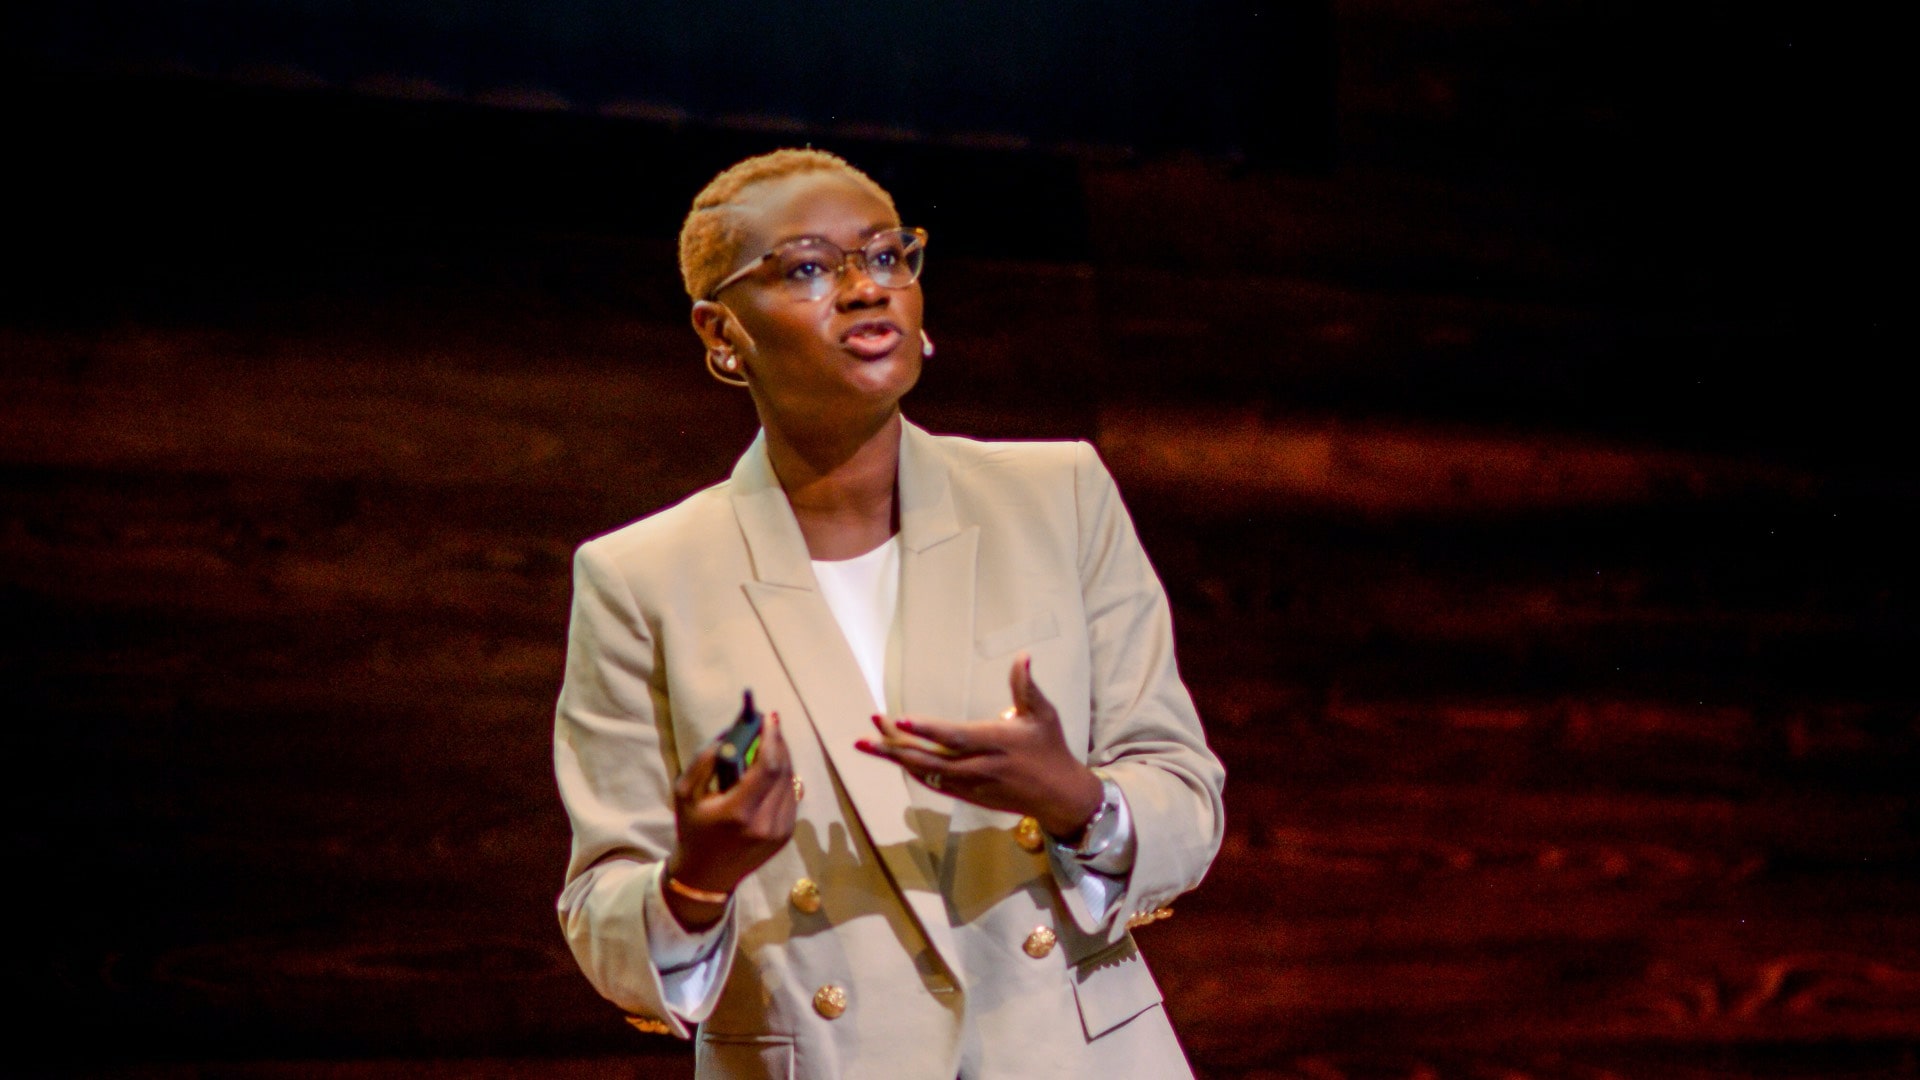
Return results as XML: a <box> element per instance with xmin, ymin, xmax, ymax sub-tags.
<box><xmin>763</xmin><ymin>408</ymin><xmax>902</xmax><ymax>561</ymax></box>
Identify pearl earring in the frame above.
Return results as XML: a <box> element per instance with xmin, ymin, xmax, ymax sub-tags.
<box><xmin>920</xmin><ymin>330</ymin><xmax>935</xmax><ymax>359</ymax></box>
<box><xmin>706</xmin><ymin>348</ymin><xmax>748</xmax><ymax>387</ymax></box>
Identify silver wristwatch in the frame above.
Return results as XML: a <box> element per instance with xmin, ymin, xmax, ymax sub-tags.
<box><xmin>1061</xmin><ymin>772</ymin><xmax>1122</xmax><ymax>860</ymax></box>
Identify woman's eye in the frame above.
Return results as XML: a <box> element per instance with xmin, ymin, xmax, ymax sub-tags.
<box><xmin>871</xmin><ymin>250</ymin><xmax>900</xmax><ymax>268</ymax></box>
<box><xmin>786</xmin><ymin>260</ymin><xmax>830</xmax><ymax>281</ymax></box>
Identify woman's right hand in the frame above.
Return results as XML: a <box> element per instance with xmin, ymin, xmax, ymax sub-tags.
<box><xmin>662</xmin><ymin>712</ymin><xmax>798</xmax><ymax>931</ymax></box>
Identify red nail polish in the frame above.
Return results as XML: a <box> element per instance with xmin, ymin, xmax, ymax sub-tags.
<box><xmin>895</xmin><ymin>718</ymin><xmax>915</xmax><ymax>732</ymax></box>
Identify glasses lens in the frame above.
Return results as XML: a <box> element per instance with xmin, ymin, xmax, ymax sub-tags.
<box><xmin>863</xmin><ymin>229</ymin><xmax>925</xmax><ymax>288</ymax></box>
<box><xmin>772</xmin><ymin>240</ymin><xmax>847</xmax><ymax>300</ymax></box>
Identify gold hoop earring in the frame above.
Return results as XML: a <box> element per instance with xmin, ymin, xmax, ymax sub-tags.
<box><xmin>920</xmin><ymin>329</ymin><xmax>935</xmax><ymax>359</ymax></box>
<box><xmin>706</xmin><ymin>349</ymin><xmax>748</xmax><ymax>388</ymax></box>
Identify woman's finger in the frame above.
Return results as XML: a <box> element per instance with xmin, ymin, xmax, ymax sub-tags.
<box><xmin>1008</xmin><ymin>652</ymin><xmax>1053</xmax><ymax>717</ymax></box>
<box><xmin>855</xmin><ymin>736</ymin><xmax>938</xmax><ymax>773</ymax></box>
<box><xmin>893</xmin><ymin>714</ymin><xmax>972</xmax><ymax>755</ymax></box>
<box><xmin>770</xmin><ymin>750</ymin><xmax>801</xmax><ymax>831</ymax></box>
<box><xmin>874</xmin><ymin>713</ymin><xmax>957</xmax><ymax>757</ymax></box>
<box><xmin>872</xmin><ymin>743</ymin><xmax>961</xmax><ymax>793</ymax></box>
<box><xmin>677</xmin><ymin>741</ymin><xmax>722</xmax><ymax>804</ymax></box>
<box><xmin>856</xmin><ymin>739</ymin><xmax>1009</xmax><ymax>804</ymax></box>
<box><xmin>758</xmin><ymin>712</ymin><xmax>790</xmax><ymax>771</ymax></box>
<box><xmin>735</xmin><ymin>716</ymin><xmax>795</xmax><ymax>813</ymax></box>
<box><xmin>882</xmin><ymin>742</ymin><xmax>984</xmax><ymax>780</ymax></box>
<box><xmin>746</xmin><ymin>762</ymin><xmax>799</xmax><ymax>837</ymax></box>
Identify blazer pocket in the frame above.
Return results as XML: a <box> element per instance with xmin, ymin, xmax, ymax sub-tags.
<box><xmin>696</xmin><ymin>1033</ymin><xmax>795</xmax><ymax>1080</ymax></box>
<box><xmin>975</xmin><ymin>612</ymin><xmax>1061</xmax><ymax>659</ymax></box>
<box><xmin>1070</xmin><ymin>933</ymin><xmax>1164</xmax><ymax>1040</ymax></box>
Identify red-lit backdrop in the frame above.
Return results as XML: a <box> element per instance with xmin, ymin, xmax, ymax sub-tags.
<box><xmin>2</xmin><ymin>4</ymin><xmax>1910</xmax><ymax>1077</ymax></box>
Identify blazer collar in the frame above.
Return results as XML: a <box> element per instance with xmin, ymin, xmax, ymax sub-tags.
<box><xmin>896</xmin><ymin>419</ymin><xmax>964</xmax><ymax>554</ymax></box>
<box><xmin>727</xmin><ymin>428</ymin><xmax>813</xmax><ymax>590</ymax></box>
<box><xmin>728</xmin><ymin>419</ymin><xmax>962</xmax><ymax>586</ymax></box>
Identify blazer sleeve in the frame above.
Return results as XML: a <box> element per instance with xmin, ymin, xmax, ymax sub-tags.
<box><xmin>1059</xmin><ymin>441</ymin><xmax>1227</xmax><ymax>942</ymax></box>
<box><xmin>552</xmin><ymin>538</ymin><xmax>736</xmax><ymax>1038</ymax></box>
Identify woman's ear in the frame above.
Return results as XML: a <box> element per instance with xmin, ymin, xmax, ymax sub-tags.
<box><xmin>690</xmin><ymin>300</ymin><xmax>732</xmax><ymax>352</ymax></box>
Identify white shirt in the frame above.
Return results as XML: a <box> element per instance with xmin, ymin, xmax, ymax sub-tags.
<box><xmin>810</xmin><ymin>536</ymin><xmax>901</xmax><ymax>713</ymax></box>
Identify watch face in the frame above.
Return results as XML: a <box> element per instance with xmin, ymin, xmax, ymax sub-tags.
<box><xmin>1071</xmin><ymin>776</ymin><xmax>1121</xmax><ymax>858</ymax></box>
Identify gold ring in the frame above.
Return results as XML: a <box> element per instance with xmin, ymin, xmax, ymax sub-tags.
<box><xmin>1001</xmin><ymin>706</ymin><xmax>1018</xmax><ymax>721</ymax></box>
<box><xmin>925</xmin><ymin>772</ymin><xmax>943</xmax><ymax>790</ymax></box>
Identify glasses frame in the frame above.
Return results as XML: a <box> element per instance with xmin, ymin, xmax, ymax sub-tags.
<box><xmin>705</xmin><ymin>227</ymin><xmax>929</xmax><ymax>302</ymax></box>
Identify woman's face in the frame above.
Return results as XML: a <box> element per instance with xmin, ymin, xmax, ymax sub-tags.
<box><xmin>705</xmin><ymin>171</ymin><xmax>924</xmax><ymax>432</ymax></box>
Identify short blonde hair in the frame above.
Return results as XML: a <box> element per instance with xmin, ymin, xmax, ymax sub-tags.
<box><xmin>678</xmin><ymin>148</ymin><xmax>900</xmax><ymax>300</ymax></box>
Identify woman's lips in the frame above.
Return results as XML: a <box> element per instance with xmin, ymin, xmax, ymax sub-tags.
<box><xmin>842</xmin><ymin>321</ymin><xmax>904</xmax><ymax>359</ymax></box>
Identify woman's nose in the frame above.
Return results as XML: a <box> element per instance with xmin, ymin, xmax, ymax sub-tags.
<box><xmin>835</xmin><ymin>263</ymin><xmax>888</xmax><ymax>307</ymax></box>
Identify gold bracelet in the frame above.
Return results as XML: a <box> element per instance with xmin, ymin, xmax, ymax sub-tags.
<box><xmin>665</xmin><ymin>875</ymin><xmax>731</xmax><ymax>905</ymax></box>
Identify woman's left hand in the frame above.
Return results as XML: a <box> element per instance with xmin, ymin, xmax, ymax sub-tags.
<box><xmin>855</xmin><ymin>652</ymin><xmax>1105</xmax><ymax>842</ymax></box>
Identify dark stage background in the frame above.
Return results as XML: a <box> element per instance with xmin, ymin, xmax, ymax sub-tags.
<box><xmin>3</xmin><ymin>2</ymin><xmax>1912</xmax><ymax>1077</ymax></box>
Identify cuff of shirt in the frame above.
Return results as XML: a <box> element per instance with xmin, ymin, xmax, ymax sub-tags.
<box><xmin>644</xmin><ymin>872</ymin><xmax>735</xmax><ymax>1022</ymax></box>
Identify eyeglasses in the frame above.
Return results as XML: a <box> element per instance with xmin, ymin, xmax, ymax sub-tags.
<box><xmin>707</xmin><ymin>227</ymin><xmax>928</xmax><ymax>302</ymax></box>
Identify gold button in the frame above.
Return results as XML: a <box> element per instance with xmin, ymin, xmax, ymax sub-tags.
<box><xmin>1023</xmin><ymin>926</ymin><xmax>1058</xmax><ymax>959</ymax></box>
<box><xmin>1014</xmin><ymin>816</ymin><xmax>1046</xmax><ymax>853</ymax></box>
<box><xmin>792</xmin><ymin>776</ymin><xmax>805</xmax><ymax>801</ymax></box>
<box><xmin>813</xmin><ymin>984</ymin><xmax>848</xmax><ymax>1019</ymax></box>
<box><xmin>789</xmin><ymin>877</ymin><xmax>822</xmax><ymax>915</ymax></box>
<box><xmin>625</xmin><ymin>1015</ymin><xmax>671</xmax><ymax>1035</ymax></box>
<box><xmin>1126</xmin><ymin>906</ymin><xmax>1175</xmax><ymax>930</ymax></box>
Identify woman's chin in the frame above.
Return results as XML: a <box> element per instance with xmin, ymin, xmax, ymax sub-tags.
<box><xmin>847</xmin><ymin>352</ymin><xmax>921</xmax><ymax>398</ymax></box>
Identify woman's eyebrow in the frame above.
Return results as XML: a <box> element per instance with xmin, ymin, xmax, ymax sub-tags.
<box><xmin>768</xmin><ymin>224</ymin><xmax>898</xmax><ymax>247</ymax></box>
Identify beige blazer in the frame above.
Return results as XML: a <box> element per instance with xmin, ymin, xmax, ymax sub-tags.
<box><xmin>555</xmin><ymin>420</ymin><xmax>1225</xmax><ymax>1080</ymax></box>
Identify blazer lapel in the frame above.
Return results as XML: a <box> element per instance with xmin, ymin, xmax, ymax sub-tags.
<box><xmin>731</xmin><ymin>428</ymin><xmax>967</xmax><ymax>985</ymax></box>
<box><xmin>897</xmin><ymin>422</ymin><xmax>979</xmax><ymax>726</ymax></box>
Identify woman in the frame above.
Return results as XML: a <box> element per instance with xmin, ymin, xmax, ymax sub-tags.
<box><xmin>554</xmin><ymin>148</ymin><xmax>1224</xmax><ymax>1079</ymax></box>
